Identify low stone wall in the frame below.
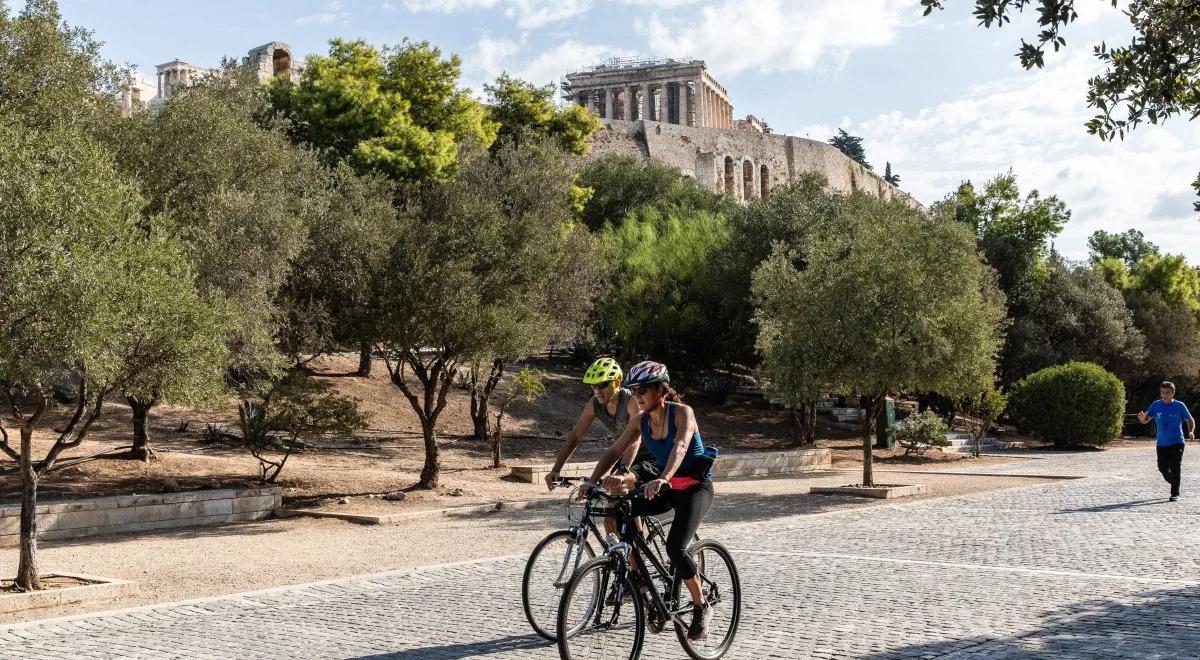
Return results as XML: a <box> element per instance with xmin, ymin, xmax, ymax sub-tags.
<box><xmin>0</xmin><ymin>487</ymin><xmax>281</xmax><ymax>546</ymax></box>
<box><xmin>509</xmin><ymin>448</ymin><xmax>832</xmax><ymax>484</ymax></box>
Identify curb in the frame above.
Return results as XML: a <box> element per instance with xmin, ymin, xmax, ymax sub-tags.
<box><xmin>0</xmin><ymin>573</ymin><xmax>136</xmax><ymax>615</ymax></box>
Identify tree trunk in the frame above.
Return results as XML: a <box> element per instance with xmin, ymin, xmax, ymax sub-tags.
<box><xmin>356</xmin><ymin>341</ymin><xmax>374</xmax><ymax>377</ymax></box>
<box><xmin>471</xmin><ymin>389</ymin><xmax>490</xmax><ymax>443</ymax></box>
<box><xmin>128</xmin><ymin>396</ymin><xmax>154</xmax><ymax>462</ymax></box>
<box><xmin>16</xmin><ymin>426</ymin><xmax>41</xmax><ymax>591</ymax></box>
<box><xmin>491</xmin><ymin>422</ymin><xmax>501</xmax><ymax>469</ymax></box>
<box><xmin>418</xmin><ymin>418</ymin><xmax>440</xmax><ymax>489</ymax></box>
<box><xmin>862</xmin><ymin>397</ymin><xmax>880</xmax><ymax>488</ymax></box>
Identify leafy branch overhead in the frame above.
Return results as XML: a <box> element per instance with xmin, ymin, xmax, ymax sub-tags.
<box><xmin>922</xmin><ymin>0</ymin><xmax>1200</xmax><ymax>210</ymax></box>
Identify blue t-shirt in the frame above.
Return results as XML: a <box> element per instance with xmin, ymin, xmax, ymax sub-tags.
<box><xmin>1148</xmin><ymin>399</ymin><xmax>1192</xmax><ymax>446</ymax></box>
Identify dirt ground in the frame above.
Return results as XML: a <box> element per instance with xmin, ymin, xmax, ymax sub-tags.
<box><xmin>0</xmin><ymin>469</ymin><xmax>1056</xmax><ymax>624</ymax></box>
<box><xmin>1</xmin><ymin>353</ymin><xmax>1014</xmax><ymax>513</ymax></box>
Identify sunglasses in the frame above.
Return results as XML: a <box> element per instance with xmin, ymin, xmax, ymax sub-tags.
<box><xmin>631</xmin><ymin>385</ymin><xmax>656</xmax><ymax>395</ymax></box>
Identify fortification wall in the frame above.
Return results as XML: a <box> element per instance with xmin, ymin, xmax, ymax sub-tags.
<box><xmin>585</xmin><ymin>119</ymin><xmax>919</xmax><ymax>208</ymax></box>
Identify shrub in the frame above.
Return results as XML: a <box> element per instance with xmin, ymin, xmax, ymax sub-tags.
<box><xmin>1009</xmin><ymin>361</ymin><xmax>1125</xmax><ymax>448</ymax></box>
<box><xmin>894</xmin><ymin>412</ymin><xmax>951</xmax><ymax>455</ymax></box>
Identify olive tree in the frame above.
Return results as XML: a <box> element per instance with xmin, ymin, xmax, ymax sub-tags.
<box><xmin>375</xmin><ymin>141</ymin><xmax>600</xmax><ymax>488</ymax></box>
<box><xmin>0</xmin><ymin>124</ymin><xmax>208</xmax><ymax>590</ymax></box>
<box><xmin>753</xmin><ymin>194</ymin><xmax>1007</xmax><ymax>486</ymax></box>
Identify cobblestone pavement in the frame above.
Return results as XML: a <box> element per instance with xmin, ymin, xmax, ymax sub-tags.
<box><xmin>4</xmin><ymin>447</ymin><xmax>1200</xmax><ymax>659</ymax></box>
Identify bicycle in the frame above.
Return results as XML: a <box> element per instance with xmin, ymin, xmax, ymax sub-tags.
<box><xmin>555</xmin><ymin>483</ymin><xmax>741</xmax><ymax>660</ymax></box>
<box><xmin>522</xmin><ymin>476</ymin><xmax>687</xmax><ymax>641</ymax></box>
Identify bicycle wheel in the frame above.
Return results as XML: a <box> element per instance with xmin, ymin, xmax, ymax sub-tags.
<box><xmin>523</xmin><ymin>529</ymin><xmax>596</xmax><ymax>641</ymax></box>
<box><xmin>670</xmin><ymin>540</ymin><xmax>741</xmax><ymax>660</ymax></box>
<box><xmin>557</xmin><ymin>556</ymin><xmax>645</xmax><ymax>660</ymax></box>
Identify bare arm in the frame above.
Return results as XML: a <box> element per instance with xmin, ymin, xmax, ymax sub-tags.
<box><xmin>618</xmin><ymin>395</ymin><xmax>643</xmax><ymax>466</ymax></box>
<box><xmin>1188</xmin><ymin>416</ymin><xmax>1196</xmax><ymax>438</ymax></box>
<box><xmin>546</xmin><ymin>400</ymin><xmax>597</xmax><ymax>489</ymax></box>
<box><xmin>587</xmin><ymin>414</ymin><xmax>642</xmax><ymax>484</ymax></box>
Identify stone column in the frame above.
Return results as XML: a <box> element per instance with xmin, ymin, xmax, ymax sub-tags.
<box><xmin>602</xmin><ymin>87</ymin><xmax>612</xmax><ymax>120</ymax></box>
<box><xmin>695</xmin><ymin>79</ymin><xmax>706</xmax><ymax>127</ymax></box>
<box><xmin>577</xmin><ymin>92</ymin><xmax>587</xmax><ymax>108</ymax></box>
<box><xmin>675</xmin><ymin>81</ymin><xmax>687</xmax><ymax>125</ymax></box>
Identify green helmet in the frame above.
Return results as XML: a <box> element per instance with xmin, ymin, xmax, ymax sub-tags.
<box><xmin>583</xmin><ymin>357</ymin><xmax>623</xmax><ymax>385</ymax></box>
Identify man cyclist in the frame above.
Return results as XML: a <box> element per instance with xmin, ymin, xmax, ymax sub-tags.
<box><xmin>585</xmin><ymin>360</ymin><xmax>716</xmax><ymax>642</ymax></box>
<box><xmin>544</xmin><ymin>357</ymin><xmax>647</xmax><ymax>489</ymax></box>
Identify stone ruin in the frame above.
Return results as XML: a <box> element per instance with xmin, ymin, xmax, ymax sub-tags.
<box><xmin>565</xmin><ymin>58</ymin><xmax>915</xmax><ymax>206</ymax></box>
<box><xmin>121</xmin><ymin>42</ymin><xmax>300</xmax><ymax>116</ymax></box>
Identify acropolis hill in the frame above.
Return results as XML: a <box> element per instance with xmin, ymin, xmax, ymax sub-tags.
<box><xmin>566</xmin><ymin>57</ymin><xmax>915</xmax><ymax>205</ymax></box>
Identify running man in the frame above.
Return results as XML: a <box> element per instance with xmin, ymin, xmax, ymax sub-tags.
<box><xmin>1137</xmin><ymin>381</ymin><xmax>1195</xmax><ymax>501</ymax></box>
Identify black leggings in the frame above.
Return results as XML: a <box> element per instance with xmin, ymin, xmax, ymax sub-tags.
<box><xmin>631</xmin><ymin>480</ymin><xmax>714</xmax><ymax>581</ymax></box>
<box><xmin>1158</xmin><ymin>444</ymin><xmax>1185</xmax><ymax>497</ymax></box>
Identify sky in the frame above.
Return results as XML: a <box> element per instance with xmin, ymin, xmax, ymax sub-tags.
<box><xmin>25</xmin><ymin>0</ymin><xmax>1200</xmax><ymax>261</ymax></box>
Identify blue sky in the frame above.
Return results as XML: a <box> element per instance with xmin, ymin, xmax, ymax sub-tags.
<box><xmin>32</xmin><ymin>0</ymin><xmax>1200</xmax><ymax>261</ymax></box>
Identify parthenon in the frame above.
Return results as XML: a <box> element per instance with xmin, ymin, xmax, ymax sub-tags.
<box><xmin>565</xmin><ymin>58</ymin><xmax>735</xmax><ymax>129</ymax></box>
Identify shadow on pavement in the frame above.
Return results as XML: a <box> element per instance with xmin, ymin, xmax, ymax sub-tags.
<box><xmin>1054</xmin><ymin>498</ymin><xmax>1167</xmax><ymax>514</ymax></box>
<box><xmin>351</xmin><ymin>633</ymin><xmax>549</xmax><ymax>659</ymax></box>
<box><xmin>859</xmin><ymin>584</ymin><xmax>1200</xmax><ymax>659</ymax></box>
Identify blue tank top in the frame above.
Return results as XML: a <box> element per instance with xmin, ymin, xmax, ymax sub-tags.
<box><xmin>639</xmin><ymin>402</ymin><xmax>707</xmax><ymax>476</ymax></box>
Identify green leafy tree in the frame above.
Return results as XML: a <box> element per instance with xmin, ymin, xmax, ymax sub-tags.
<box><xmin>968</xmin><ymin>385</ymin><xmax>1008</xmax><ymax>457</ymax></box>
<box><xmin>1095</xmin><ymin>256</ymin><xmax>1133</xmax><ymax>290</ymax></box>
<box><xmin>884</xmin><ymin>162</ymin><xmax>900</xmax><ymax>185</ymax></box>
<box><xmin>269</xmin><ymin>38</ymin><xmax>496</xmax><ymax>183</ymax></box>
<box><xmin>1087</xmin><ymin>228</ymin><xmax>1159</xmax><ymax>268</ymax></box>
<box><xmin>829</xmin><ymin>128</ymin><xmax>871</xmax><ymax>170</ymax></box>
<box><xmin>0</xmin><ymin>123</ymin><xmax>203</xmax><ymax>591</ymax></box>
<box><xmin>578</xmin><ymin>154</ymin><xmax>733</xmax><ymax>231</ymax></box>
<box><xmin>1001</xmin><ymin>259</ymin><xmax>1146</xmax><ymax>384</ymax></box>
<box><xmin>596</xmin><ymin>205</ymin><xmax>730</xmax><ymax>378</ymax></box>
<box><xmin>1130</xmin><ymin>253</ymin><xmax>1200</xmax><ymax>310</ymax></box>
<box><xmin>375</xmin><ymin>141</ymin><xmax>600</xmax><ymax>488</ymax></box>
<box><xmin>922</xmin><ymin>0</ymin><xmax>1200</xmax><ymax>211</ymax></box>
<box><xmin>1127</xmin><ymin>292</ymin><xmax>1200</xmax><ymax>396</ymax></box>
<box><xmin>0</xmin><ymin>0</ymin><xmax>122</xmax><ymax>134</ymax></box>
<box><xmin>484</xmin><ymin>73</ymin><xmax>598</xmax><ymax>155</ymax></box>
<box><xmin>753</xmin><ymin>194</ymin><xmax>1007</xmax><ymax>487</ymax></box>
<box><xmin>276</xmin><ymin>165</ymin><xmax>400</xmax><ymax>373</ymax></box>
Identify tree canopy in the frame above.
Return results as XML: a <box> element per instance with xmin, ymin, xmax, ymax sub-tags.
<box><xmin>269</xmin><ymin>38</ymin><xmax>496</xmax><ymax>183</ymax></box>
<box><xmin>484</xmin><ymin>73</ymin><xmax>598</xmax><ymax>155</ymax></box>
<box><xmin>829</xmin><ymin>129</ymin><xmax>871</xmax><ymax>170</ymax></box>
<box><xmin>1087</xmin><ymin>228</ymin><xmax>1159</xmax><ymax>268</ymax></box>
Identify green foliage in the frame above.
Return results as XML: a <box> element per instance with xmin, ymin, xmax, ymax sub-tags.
<box><xmin>922</xmin><ymin>0</ymin><xmax>1200</xmax><ymax>210</ymax></box>
<box><xmin>1009</xmin><ymin>361</ymin><xmax>1125</xmax><ymax>448</ymax></box>
<box><xmin>113</xmin><ymin>74</ymin><xmax>327</xmax><ymax>374</ymax></box>
<box><xmin>717</xmin><ymin>173</ymin><xmax>848</xmax><ymax>369</ymax></box>
<box><xmin>1127</xmin><ymin>292</ymin><xmax>1200</xmax><ymax>390</ymax></box>
<box><xmin>1000</xmin><ymin>260</ymin><xmax>1145</xmax><ymax>385</ymax></box>
<box><xmin>968</xmin><ymin>385</ymin><xmax>1008</xmax><ymax>456</ymax></box>
<box><xmin>376</xmin><ymin>140</ymin><xmax>600</xmax><ymax>487</ymax></box>
<box><xmin>577</xmin><ymin>155</ymin><xmax>732</xmax><ymax>231</ymax></box>
<box><xmin>1095</xmin><ymin>257</ymin><xmax>1132</xmax><ymax>291</ymax></box>
<box><xmin>933</xmin><ymin>173</ymin><xmax>1068</xmax><ymax>298</ymax></box>
<box><xmin>1130</xmin><ymin>253</ymin><xmax>1200</xmax><ymax>310</ymax></box>
<box><xmin>236</xmin><ymin>372</ymin><xmax>366</xmax><ymax>482</ymax></box>
<box><xmin>0</xmin><ymin>0</ymin><xmax>122</xmax><ymax>133</ymax></box>
<box><xmin>1087</xmin><ymin>229</ymin><xmax>1158</xmax><ymax>269</ymax></box>
<box><xmin>509</xmin><ymin>367</ymin><xmax>547</xmax><ymax>402</ymax></box>
<box><xmin>484</xmin><ymin>73</ymin><xmax>598</xmax><ymax>155</ymax></box>
<box><xmin>829</xmin><ymin>128</ymin><xmax>871</xmax><ymax>170</ymax></box>
<box><xmin>269</xmin><ymin>38</ymin><xmax>496</xmax><ymax>183</ymax></box>
<box><xmin>595</xmin><ymin>205</ymin><xmax>730</xmax><ymax>377</ymax></box>
<box><xmin>895</xmin><ymin>412</ymin><xmax>951</xmax><ymax>456</ymax></box>
<box><xmin>276</xmin><ymin>164</ymin><xmax>400</xmax><ymax>363</ymax></box>
<box><xmin>753</xmin><ymin>193</ymin><xmax>1007</xmax><ymax>484</ymax></box>
<box><xmin>883</xmin><ymin>162</ymin><xmax>900</xmax><ymax>185</ymax></box>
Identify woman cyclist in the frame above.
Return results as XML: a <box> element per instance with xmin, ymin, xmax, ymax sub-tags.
<box><xmin>585</xmin><ymin>360</ymin><xmax>716</xmax><ymax>642</ymax></box>
<box><xmin>544</xmin><ymin>357</ymin><xmax>645</xmax><ymax>490</ymax></box>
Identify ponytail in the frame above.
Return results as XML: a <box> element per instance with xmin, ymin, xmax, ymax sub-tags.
<box><xmin>662</xmin><ymin>384</ymin><xmax>683</xmax><ymax>403</ymax></box>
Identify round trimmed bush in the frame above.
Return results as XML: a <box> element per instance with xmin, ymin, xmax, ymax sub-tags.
<box><xmin>1009</xmin><ymin>361</ymin><xmax>1125</xmax><ymax>448</ymax></box>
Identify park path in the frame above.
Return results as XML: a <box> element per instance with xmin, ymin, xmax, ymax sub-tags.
<box><xmin>4</xmin><ymin>446</ymin><xmax>1200</xmax><ymax>658</ymax></box>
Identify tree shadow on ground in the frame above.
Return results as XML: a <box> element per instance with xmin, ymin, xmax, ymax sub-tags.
<box><xmin>858</xmin><ymin>584</ymin><xmax>1200</xmax><ymax>659</ymax></box>
<box><xmin>1054</xmin><ymin>498</ymin><xmax>1167</xmax><ymax>514</ymax></box>
<box><xmin>351</xmin><ymin>633</ymin><xmax>549</xmax><ymax>659</ymax></box>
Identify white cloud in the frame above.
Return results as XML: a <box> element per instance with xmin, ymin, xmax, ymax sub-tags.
<box><xmin>796</xmin><ymin>46</ymin><xmax>1200</xmax><ymax>261</ymax></box>
<box><xmin>296</xmin><ymin>1</ymin><xmax>352</xmax><ymax>26</ymax></box>
<box><xmin>640</xmin><ymin>0</ymin><xmax>920</xmax><ymax>76</ymax></box>
<box><xmin>463</xmin><ymin>37</ymin><xmax>632</xmax><ymax>92</ymax></box>
<box><xmin>403</xmin><ymin>0</ymin><xmax>589</xmax><ymax>29</ymax></box>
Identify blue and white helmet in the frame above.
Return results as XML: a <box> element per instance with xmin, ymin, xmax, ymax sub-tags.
<box><xmin>626</xmin><ymin>360</ymin><xmax>670</xmax><ymax>387</ymax></box>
